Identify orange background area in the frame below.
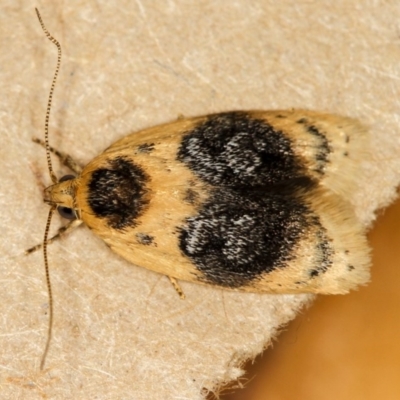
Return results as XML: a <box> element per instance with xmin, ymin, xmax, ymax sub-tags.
<box><xmin>222</xmin><ymin>196</ymin><xmax>400</xmax><ymax>400</ymax></box>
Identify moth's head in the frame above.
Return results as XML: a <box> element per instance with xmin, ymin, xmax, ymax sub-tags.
<box><xmin>44</xmin><ymin>175</ymin><xmax>80</xmax><ymax>220</ymax></box>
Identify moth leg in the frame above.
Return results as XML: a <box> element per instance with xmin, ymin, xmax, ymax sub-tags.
<box><xmin>25</xmin><ymin>219</ymin><xmax>83</xmax><ymax>255</ymax></box>
<box><xmin>32</xmin><ymin>137</ymin><xmax>83</xmax><ymax>174</ymax></box>
<box><xmin>168</xmin><ymin>276</ymin><xmax>185</xmax><ymax>299</ymax></box>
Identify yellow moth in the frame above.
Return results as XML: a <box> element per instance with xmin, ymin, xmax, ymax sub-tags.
<box><xmin>32</xmin><ymin>9</ymin><xmax>370</xmax><ymax>368</ymax></box>
<box><xmin>48</xmin><ymin>111</ymin><xmax>371</xmax><ymax>295</ymax></box>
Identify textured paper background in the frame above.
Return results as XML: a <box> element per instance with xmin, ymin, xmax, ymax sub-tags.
<box><xmin>1</xmin><ymin>1</ymin><xmax>399</xmax><ymax>399</ymax></box>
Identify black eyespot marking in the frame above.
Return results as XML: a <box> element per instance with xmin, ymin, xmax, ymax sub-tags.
<box><xmin>179</xmin><ymin>184</ymin><xmax>331</xmax><ymax>288</ymax></box>
<box><xmin>348</xmin><ymin>265</ymin><xmax>355</xmax><ymax>271</ymax></box>
<box><xmin>58</xmin><ymin>206</ymin><xmax>76</xmax><ymax>220</ymax></box>
<box><xmin>176</xmin><ymin>112</ymin><xmax>336</xmax><ymax>288</ymax></box>
<box><xmin>137</xmin><ymin>143</ymin><xmax>155</xmax><ymax>153</ymax></box>
<box><xmin>177</xmin><ymin>112</ymin><xmax>306</xmax><ymax>186</ymax></box>
<box><xmin>309</xmin><ymin>269</ymin><xmax>320</xmax><ymax>277</ymax></box>
<box><xmin>305</xmin><ymin>218</ymin><xmax>334</xmax><ymax>278</ymax></box>
<box><xmin>87</xmin><ymin>156</ymin><xmax>149</xmax><ymax>230</ymax></box>
<box><xmin>296</xmin><ymin>118</ymin><xmax>332</xmax><ymax>172</ymax></box>
<box><xmin>136</xmin><ymin>233</ymin><xmax>155</xmax><ymax>246</ymax></box>
<box><xmin>306</xmin><ymin>125</ymin><xmax>330</xmax><ymax>164</ymax></box>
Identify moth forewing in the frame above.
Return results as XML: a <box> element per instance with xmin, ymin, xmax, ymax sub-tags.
<box><xmin>55</xmin><ymin>110</ymin><xmax>371</xmax><ymax>294</ymax></box>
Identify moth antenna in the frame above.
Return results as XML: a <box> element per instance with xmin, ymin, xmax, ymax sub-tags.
<box><xmin>40</xmin><ymin>205</ymin><xmax>56</xmax><ymax>370</ymax></box>
<box><xmin>35</xmin><ymin>7</ymin><xmax>61</xmax><ymax>185</ymax></box>
<box><xmin>35</xmin><ymin>7</ymin><xmax>61</xmax><ymax>370</ymax></box>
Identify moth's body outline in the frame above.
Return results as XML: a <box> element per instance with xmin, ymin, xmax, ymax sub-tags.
<box><xmin>47</xmin><ymin>110</ymin><xmax>371</xmax><ymax>295</ymax></box>
<box><xmin>32</xmin><ymin>7</ymin><xmax>371</xmax><ymax>371</ymax></box>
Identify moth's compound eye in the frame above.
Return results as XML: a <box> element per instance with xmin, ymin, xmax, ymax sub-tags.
<box><xmin>59</xmin><ymin>174</ymin><xmax>75</xmax><ymax>182</ymax></box>
<box><xmin>58</xmin><ymin>206</ymin><xmax>76</xmax><ymax>220</ymax></box>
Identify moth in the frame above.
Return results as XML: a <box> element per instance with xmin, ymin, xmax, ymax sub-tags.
<box><xmin>32</xmin><ymin>9</ymin><xmax>371</xmax><ymax>369</ymax></box>
<box><xmin>46</xmin><ymin>109</ymin><xmax>370</xmax><ymax>295</ymax></box>
<box><xmin>33</xmin><ymin>11</ymin><xmax>371</xmax><ymax>300</ymax></box>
